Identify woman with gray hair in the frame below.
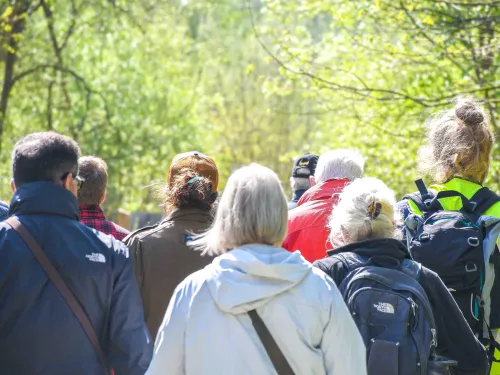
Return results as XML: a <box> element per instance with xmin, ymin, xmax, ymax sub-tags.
<box><xmin>146</xmin><ymin>164</ymin><xmax>366</xmax><ymax>375</ymax></box>
<box><xmin>314</xmin><ymin>177</ymin><xmax>488</xmax><ymax>375</ymax></box>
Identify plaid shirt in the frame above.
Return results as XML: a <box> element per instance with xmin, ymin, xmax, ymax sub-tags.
<box><xmin>79</xmin><ymin>204</ymin><xmax>130</xmax><ymax>241</ymax></box>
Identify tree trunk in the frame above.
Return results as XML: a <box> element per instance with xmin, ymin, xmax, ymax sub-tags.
<box><xmin>0</xmin><ymin>2</ymin><xmax>31</xmax><ymax>150</ymax></box>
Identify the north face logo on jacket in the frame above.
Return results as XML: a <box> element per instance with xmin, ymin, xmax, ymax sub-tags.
<box><xmin>373</xmin><ymin>302</ymin><xmax>395</xmax><ymax>314</ymax></box>
<box><xmin>86</xmin><ymin>253</ymin><xmax>106</xmax><ymax>263</ymax></box>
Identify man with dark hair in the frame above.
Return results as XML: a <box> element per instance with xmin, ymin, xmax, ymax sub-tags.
<box><xmin>0</xmin><ymin>132</ymin><xmax>152</xmax><ymax>375</ymax></box>
<box><xmin>78</xmin><ymin>156</ymin><xmax>129</xmax><ymax>241</ymax></box>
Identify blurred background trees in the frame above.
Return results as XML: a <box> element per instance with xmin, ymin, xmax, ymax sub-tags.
<box><xmin>1</xmin><ymin>0</ymin><xmax>499</xmax><ymax>213</ymax></box>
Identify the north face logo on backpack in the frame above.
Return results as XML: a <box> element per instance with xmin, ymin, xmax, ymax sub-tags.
<box><xmin>373</xmin><ymin>302</ymin><xmax>395</xmax><ymax>314</ymax></box>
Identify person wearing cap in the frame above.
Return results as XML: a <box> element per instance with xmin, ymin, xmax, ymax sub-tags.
<box><xmin>288</xmin><ymin>153</ymin><xmax>319</xmax><ymax>210</ymax></box>
<box><xmin>124</xmin><ymin>151</ymin><xmax>218</xmax><ymax>339</ymax></box>
<box><xmin>282</xmin><ymin>149</ymin><xmax>365</xmax><ymax>262</ymax></box>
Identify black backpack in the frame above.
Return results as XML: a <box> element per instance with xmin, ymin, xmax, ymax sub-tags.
<box><xmin>335</xmin><ymin>252</ymin><xmax>437</xmax><ymax>375</ymax></box>
<box><xmin>402</xmin><ymin>179</ymin><xmax>500</xmax><ymax>359</ymax></box>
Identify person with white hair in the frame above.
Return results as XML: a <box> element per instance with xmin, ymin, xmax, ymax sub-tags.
<box><xmin>283</xmin><ymin>149</ymin><xmax>364</xmax><ymax>262</ymax></box>
<box><xmin>313</xmin><ymin>177</ymin><xmax>489</xmax><ymax>375</ymax></box>
<box><xmin>146</xmin><ymin>164</ymin><xmax>367</xmax><ymax>375</ymax></box>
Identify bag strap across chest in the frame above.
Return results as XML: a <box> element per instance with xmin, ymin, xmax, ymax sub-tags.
<box><xmin>5</xmin><ymin>216</ymin><xmax>109</xmax><ymax>374</ymax></box>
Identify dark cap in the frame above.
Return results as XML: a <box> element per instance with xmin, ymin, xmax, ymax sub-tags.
<box><xmin>292</xmin><ymin>153</ymin><xmax>319</xmax><ymax>178</ymax></box>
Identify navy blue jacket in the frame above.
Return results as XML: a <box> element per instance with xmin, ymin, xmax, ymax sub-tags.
<box><xmin>0</xmin><ymin>201</ymin><xmax>8</xmax><ymax>221</ymax></box>
<box><xmin>0</xmin><ymin>182</ymin><xmax>153</xmax><ymax>375</ymax></box>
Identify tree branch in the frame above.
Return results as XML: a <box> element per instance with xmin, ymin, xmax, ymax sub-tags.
<box><xmin>398</xmin><ymin>0</ymin><xmax>471</xmax><ymax>79</ymax></box>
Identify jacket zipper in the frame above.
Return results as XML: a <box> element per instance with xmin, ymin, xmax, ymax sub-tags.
<box><xmin>426</xmin><ymin>216</ymin><xmax>476</xmax><ymax>228</ymax></box>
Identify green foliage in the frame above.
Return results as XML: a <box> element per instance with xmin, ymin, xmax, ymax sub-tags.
<box><xmin>1</xmin><ymin>0</ymin><xmax>499</xmax><ymax>214</ymax></box>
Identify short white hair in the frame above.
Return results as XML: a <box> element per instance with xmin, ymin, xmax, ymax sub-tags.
<box><xmin>290</xmin><ymin>177</ymin><xmax>311</xmax><ymax>191</ymax></box>
<box><xmin>190</xmin><ymin>164</ymin><xmax>288</xmax><ymax>256</ymax></box>
<box><xmin>315</xmin><ymin>149</ymin><xmax>365</xmax><ymax>183</ymax></box>
<box><xmin>328</xmin><ymin>177</ymin><xmax>402</xmax><ymax>248</ymax></box>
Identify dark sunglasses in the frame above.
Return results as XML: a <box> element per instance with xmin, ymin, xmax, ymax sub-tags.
<box><xmin>75</xmin><ymin>175</ymin><xmax>85</xmax><ymax>190</ymax></box>
<box><xmin>60</xmin><ymin>173</ymin><xmax>85</xmax><ymax>189</ymax></box>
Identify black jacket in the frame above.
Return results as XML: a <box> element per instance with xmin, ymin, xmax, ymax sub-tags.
<box><xmin>314</xmin><ymin>238</ymin><xmax>489</xmax><ymax>375</ymax></box>
<box><xmin>0</xmin><ymin>182</ymin><xmax>152</xmax><ymax>375</ymax></box>
<box><xmin>288</xmin><ymin>189</ymin><xmax>307</xmax><ymax>210</ymax></box>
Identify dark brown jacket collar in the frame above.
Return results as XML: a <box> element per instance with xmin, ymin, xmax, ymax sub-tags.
<box><xmin>164</xmin><ymin>207</ymin><xmax>213</xmax><ymax>224</ymax></box>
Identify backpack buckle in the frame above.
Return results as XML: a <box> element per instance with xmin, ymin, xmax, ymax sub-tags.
<box><xmin>424</xmin><ymin>199</ymin><xmax>432</xmax><ymax>209</ymax></box>
<box><xmin>419</xmin><ymin>233</ymin><xmax>430</xmax><ymax>242</ymax></box>
<box><xmin>465</xmin><ymin>263</ymin><xmax>478</xmax><ymax>272</ymax></box>
<box><xmin>467</xmin><ymin>237</ymin><xmax>480</xmax><ymax>247</ymax></box>
<box><xmin>470</xmin><ymin>201</ymin><xmax>478</xmax><ymax>212</ymax></box>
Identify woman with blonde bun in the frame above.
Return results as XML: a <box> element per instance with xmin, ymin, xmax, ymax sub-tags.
<box><xmin>399</xmin><ymin>98</ymin><xmax>500</xmax><ymax>375</ymax></box>
<box><xmin>314</xmin><ymin>177</ymin><xmax>488</xmax><ymax>375</ymax></box>
<box><xmin>400</xmin><ymin>97</ymin><xmax>497</xmax><ymax>218</ymax></box>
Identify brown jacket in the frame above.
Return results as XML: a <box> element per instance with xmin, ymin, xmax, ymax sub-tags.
<box><xmin>124</xmin><ymin>207</ymin><xmax>214</xmax><ymax>339</ymax></box>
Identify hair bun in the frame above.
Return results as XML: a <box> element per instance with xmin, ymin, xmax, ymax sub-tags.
<box><xmin>455</xmin><ymin>100</ymin><xmax>484</xmax><ymax>127</ymax></box>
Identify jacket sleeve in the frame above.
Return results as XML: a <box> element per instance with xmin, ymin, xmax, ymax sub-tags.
<box><xmin>145</xmin><ymin>282</ymin><xmax>188</xmax><ymax>375</ymax></box>
<box><xmin>422</xmin><ymin>270</ymin><xmax>489</xmax><ymax>375</ymax></box>
<box><xmin>108</xmin><ymin>243</ymin><xmax>153</xmax><ymax>375</ymax></box>
<box><xmin>126</xmin><ymin>235</ymin><xmax>145</xmax><ymax>293</ymax></box>
<box><xmin>320</xmin><ymin>277</ymin><xmax>367</xmax><ymax>375</ymax></box>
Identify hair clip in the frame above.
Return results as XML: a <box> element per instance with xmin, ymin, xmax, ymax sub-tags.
<box><xmin>368</xmin><ymin>201</ymin><xmax>382</xmax><ymax>220</ymax></box>
<box><xmin>187</xmin><ymin>177</ymin><xmax>201</xmax><ymax>185</ymax></box>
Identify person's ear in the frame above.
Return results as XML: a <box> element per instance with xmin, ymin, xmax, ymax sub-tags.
<box><xmin>10</xmin><ymin>179</ymin><xmax>16</xmax><ymax>193</ymax></box>
<box><xmin>310</xmin><ymin>176</ymin><xmax>316</xmax><ymax>186</ymax></box>
<box><xmin>100</xmin><ymin>191</ymin><xmax>106</xmax><ymax>205</ymax></box>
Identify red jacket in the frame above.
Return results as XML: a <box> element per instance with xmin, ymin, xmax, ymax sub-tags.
<box><xmin>283</xmin><ymin>179</ymin><xmax>349</xmax><ymax>262</ymax></box>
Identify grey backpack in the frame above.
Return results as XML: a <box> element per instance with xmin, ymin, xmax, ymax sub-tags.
<box><xmin>336</xmin><ymin>253</ymin><xmax>436</xmax><ymax>375</ymax></box>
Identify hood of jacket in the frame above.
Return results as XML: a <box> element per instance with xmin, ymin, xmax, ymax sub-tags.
<box><xmin>327</xmin><ymin>238</ymin><xmax>412</xmax><ymax>261</ymax></box>
<box><xmin>9</xmin><ymin>181</ymin><xmax>79</xmax><ymax>220</ymax></box>
<box><xmin>297</xmin><ymin>179</ymin><xmax>350</xmax><ymax>206</ymax></box>
<box><xmin>205</xmin><ymin>244</ymin><xmax>312</xmax><ymax>314</ymax></box>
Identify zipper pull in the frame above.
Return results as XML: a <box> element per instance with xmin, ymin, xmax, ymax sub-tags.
<box><xmin>408</xmin><ymin>297</ymin><xmax>419</xmax><ymax>331</ymax></box>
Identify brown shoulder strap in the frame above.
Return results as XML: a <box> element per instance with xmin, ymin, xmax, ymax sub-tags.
<box><xmin>248</xmin><ymin>309</ymin><xmax>295</xmax><ymax>375</ymax></box>
<box><xmin>6</xmin><ymin>216</ymin><xmax>109</xmax><ymax>373</ymax></box>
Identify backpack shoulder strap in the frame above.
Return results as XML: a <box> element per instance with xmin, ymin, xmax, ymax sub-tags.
<box><xmin>400</xmin><ymin>259</ymin><xmax>422</xmax><ymax>281</ymax></box>
<box><xmin>248</xmin><ymin>309</ymin><xmax>295</xmax><ymax>375</ymax></box>
<box><xmin>5</xmin><ymin>216</ymin><xmax>109</xmax><ymax>373</ymax></box>
<box><xmin>403</xmin><ymin>179</ymin><xmax>441</xmax><ymax>213</ymax></box>
<box><xmin>470</xmin><ymin>187</ymin><xmax>500</xmax><ymax>216</ymax></box>
<box><xmin>402</xmin><ymin>192</ymin><xmax>429</xmax><ymax>214</ymax></box>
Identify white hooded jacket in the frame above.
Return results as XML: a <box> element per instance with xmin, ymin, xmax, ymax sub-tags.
<box><xmin>146</xmin><ymin>244</ymin><xmax>366</xmax><ymax>375</ymax></box>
